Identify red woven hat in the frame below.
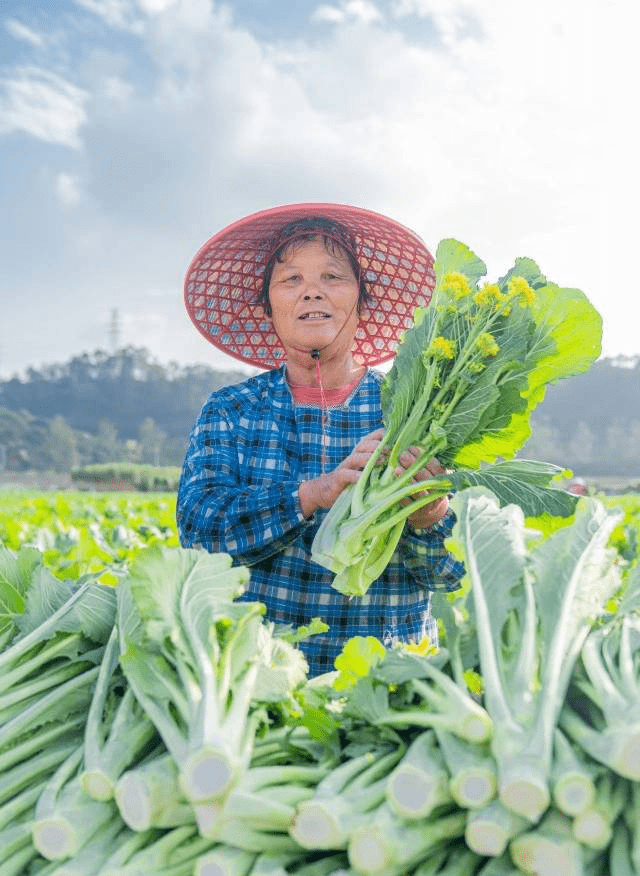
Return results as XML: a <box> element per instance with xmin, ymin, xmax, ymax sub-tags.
<box><xmin>184</xmin><ymin>203</ymin><xmax>435</xmax><ymax>369</ymax></box>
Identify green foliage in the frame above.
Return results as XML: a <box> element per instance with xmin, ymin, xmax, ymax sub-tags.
<box><xmin>0</xmin><ymin>491</ymin><xmax>179</xmax><ymax>583</ymax></box>
<box><xmin>71</xmin><ymin>462</ymin><xmax>181</xmax><ymax>492</ymax></box>
<box><xmin>0</xmin><ymin>347</ymin><xmax>238</xmax><ymax>434</ymax></box>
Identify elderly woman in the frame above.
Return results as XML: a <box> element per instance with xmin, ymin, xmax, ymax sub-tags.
<box><xmin>177</xmin><ymin>204</ymin><xmax>464</xmax><ymax>676</ymax></box>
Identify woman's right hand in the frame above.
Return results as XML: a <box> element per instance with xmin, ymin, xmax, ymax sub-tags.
<box><xmin>299</xmin><ymin>428</ymin><xmax>385</xmax><ymax>518</ymax></box>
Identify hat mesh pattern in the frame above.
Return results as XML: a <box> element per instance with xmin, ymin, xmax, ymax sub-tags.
<box><xmin>185</xmin><ymin>204</ymin><xmax>435</xmax><ymax>369</ymax></box>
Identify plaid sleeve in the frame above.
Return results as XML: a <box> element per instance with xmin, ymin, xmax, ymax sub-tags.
<box><xmin>398</xmin><ymin>508</ymin><xmax>465</xmax><ymax>592</ymax></box>
<box><xmin>176</xmin><ymin>395</ymin><xmax>310</xmax><ymax>565</ymax></box>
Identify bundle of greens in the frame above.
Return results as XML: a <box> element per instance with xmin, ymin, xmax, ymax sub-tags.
<box><xmin>447</xmin><ymin>488</ymin><xmax>621</xmax><ymax>824</ymax></box>
<box><xmin>560</xmin><ymin>571</ymin><xmax>640</xmax><ymax>783</ymax></box>
<box><xmin>0</xmin><ymin>545</ymin><xmax>118</xmax><ymax>875</ymax></box>
<box><xmin>117</xmin><ymin>546</ymin><xmax>280</xmax><ymax>806</ymax></box>
<box><xmin>289</xmin><ymin>746</ymin><xmax>404</xmax><ymax>850</ymax></box>
<box><xmin>311</xmin><ymin>238</ymin><xmax>602</xmax><ymax>596</ymax></box>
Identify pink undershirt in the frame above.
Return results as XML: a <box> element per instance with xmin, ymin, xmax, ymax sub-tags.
<box><xmin>289</xmin><ymin>374</ymin><xmax>362</xmax><ymax>406</ymax></box>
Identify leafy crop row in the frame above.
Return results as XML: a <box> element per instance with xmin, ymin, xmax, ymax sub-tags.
<box><xmin>0</xmin><ymin>492</ymin><xmax>179</xmax><ymax>583</ymax></box>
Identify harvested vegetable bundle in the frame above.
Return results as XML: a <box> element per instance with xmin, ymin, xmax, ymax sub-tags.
<box><xmin>117</xmin><ymin>547</ymin><xmax>269</xmax><ymax>806</ymax></box>
<box><xmin>448</xmin><ymin>488</ymin><xmax>621</xmax><ymax>824</ymax></box>
<box><xmin>560</xmin><ymin>574</ymin><xmax>640</xmax><ymax>782</ymax></box>
<box><xmin>117</xmin><ymin>545</ymin><xmax>312</xmax><ymax>811</ymax></box>
<box><xmin>311</xmin><ymin>238</ymin><xmax>602</xmax><ymax>596</ymax></box>
<box><xmin>0</xmin><ymin>545</ymin><xmax>118</xmax><ymax>875</ymax></box>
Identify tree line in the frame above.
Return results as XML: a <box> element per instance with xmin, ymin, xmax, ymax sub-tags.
<box><xmin>0</xmin><ymin>347</ymin><xmax>639</xmax><ymax>477</ymax></box>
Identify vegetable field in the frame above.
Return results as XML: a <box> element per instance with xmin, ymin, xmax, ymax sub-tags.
<box><xmin>0</xmin><ymin>491</ymin><xmax>179</xmax><ymax>583</ymax></box>
<box><xmin>1</xmin><ymin>488</ymin><xmax>640</xmax><ymax>876</ymax></box>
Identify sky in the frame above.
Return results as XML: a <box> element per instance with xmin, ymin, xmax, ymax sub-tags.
<box><xmin>1</xmin><ymin>0</ymin><xmax>638</xmax><ymax>378</ymax></box>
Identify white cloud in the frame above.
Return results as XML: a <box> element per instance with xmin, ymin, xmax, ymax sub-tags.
<box><xmin>137</xmin><ymin>0</ymin><xmax>181</xmax><ymax>14</ymax></box>
<box><xmin>0</xmin><ymin>67</ymin><xmax>89</xmax><ymax>148</ymax></box>
<box><xmin>312</xmin><ymin>5</ymin><xmax>345</xmax><ymax>24</ymax></box>
<box><xmin>312</xmin><ymin>0</ymin><xmax>384</xmax><ymax>25</ymax></box>
<box><xmin>1</xmin><ymin>0</ymin><xmax>638</xmax><ymax>376</ymax></box>
<box><xmin>55</xmin><ymin>172</ymin><xmax>83</xmax><ymax>206</ymax></box>
<box><xmin>71</xmin><ymin>0</ymin><xmax>145</xmax><ymax>32</ymax></box>
<box><xmin>5</xmin><ymin>19</ymin><xmax>46</xmax><ymax>48</ymax></box>
<box><xmin>98</xmin><ymin>75</ymin><xmax>135</xmax><ymax>102</ymax></box>
<box><xmin>391</xmin><ymin>0</ymin><xmax>482</xmax><ymax>47</ymax></box>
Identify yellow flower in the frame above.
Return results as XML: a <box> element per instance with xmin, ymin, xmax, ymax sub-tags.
<box><xmin>442</xmin><ymin>272</ymin><xmax>471</xmax><ymax>300</ymax></box>
<box><xmin>402</xmin><ymin>637</ymin><xmax>437</xmax><ymax>657</ymax></box>
<box><xmin>427</xmin><ymin>336</ymin><xmax>456</xmax><ymax>361</ymax></box>
<box><xmin>507</xmin><ymin>276</ymin><xmax>535</xmax><ymax>307</ymax></box>
<box><xmin>474</xmin><ymin>283</ymin><xmax>505</xmax><ymax>308</ymax></box>
<box><xmin>476</xmin><ymin>332</ymin><xmax>500</xmax><ymax>358</ymax></box>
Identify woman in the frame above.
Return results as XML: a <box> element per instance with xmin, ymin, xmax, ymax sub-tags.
<box><xmin>177</xmin><ymin>203</ymin><xmax>464</xmax><ymax>676</ymax></box>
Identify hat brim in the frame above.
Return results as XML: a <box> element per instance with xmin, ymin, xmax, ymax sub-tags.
<box><xmin>184</xmin><ymin>202</ymin><xmax>435</xmax><ymax>369</ymax></box>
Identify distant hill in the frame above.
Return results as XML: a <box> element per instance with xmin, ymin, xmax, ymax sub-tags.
<box><xmin>519</xmin><ymin>355</ymin><xmax>640</xmax><ymax>476</ymax></box>
<box><xmin>0</xmin><ymin>347</ymin><xmax>249</xmax><ymax>442</ymax></box>
<box><xmin>0</xmin><ymin>347</ymin><xmax>638</xmax><ymax>475</ymax></box>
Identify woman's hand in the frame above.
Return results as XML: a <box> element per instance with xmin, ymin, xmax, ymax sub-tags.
<box><xmin>299</xmin><ymin>428</ymin><xmax>385</xmax><ymax>518</ymax></box>
<box><xmin>395</xmin><ymin>448</ymin><xmax>449</xmax><ymax>529</ymax></box>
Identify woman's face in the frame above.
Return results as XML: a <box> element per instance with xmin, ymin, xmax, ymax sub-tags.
<box><xmin>268</xmin><ymin>237</ymin><xmax>360</xmax><ymax>361</ymax></box>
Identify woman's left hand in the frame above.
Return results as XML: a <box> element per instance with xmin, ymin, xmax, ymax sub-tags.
<box><xmin>396</xmin><ymin>448</ymin><xmax>449</xmax><ymax>529</ymax></box>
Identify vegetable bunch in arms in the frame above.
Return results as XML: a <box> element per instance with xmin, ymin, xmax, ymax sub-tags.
<box><xmin>312</xmin><ymin>238</ymin><xmax>602</xmax><ymax>596</ymax></box>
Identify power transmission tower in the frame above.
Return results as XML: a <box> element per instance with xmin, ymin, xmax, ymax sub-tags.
<box><xmin>109</xmin><ymin>308</ymin><xmax>121</xmax><ymax>352</ymax></box>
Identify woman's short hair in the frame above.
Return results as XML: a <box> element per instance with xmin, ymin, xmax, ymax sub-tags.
<box><xmin>255</xmin><ymin>216</ymin><xmax>373</xmax><ymax>317</ymax></box>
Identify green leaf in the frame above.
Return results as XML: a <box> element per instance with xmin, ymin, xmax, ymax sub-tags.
<box><xmin>447</xmin><ymin>488</ymin><xmax>529</xmax><ymax>680</ymax></box>
<box><xmin>525</xmin><ymin>283</ymin><xmax>602</xmax><ymax>404</ymax></box>
<box><xmin>371</xmin><ymin>647</ymin><xmax>449</xmax><ymax>685</ymax></box>
<box><xmin>448</xmin><ymin>488</ymin><xmax>622</xmax><ymax>820</ymax></box>
<box><xmin>380</xmin><ymin>305</ymin><xmax>438</xmax><ymax>439</ymax></box>
<box><xmin>499</xmin><ymin>257</ymin><xmax>547</xmax><ymax>290</ymax></box>
<box><xmin>445</xmin><ymin>459</ymin><xmax>578</xmax><ymax>518</ymax></box>
<box><xmin>342</xmin><ymin>676</ymin><xmax>392</xmax><ymax>724</ymax></box>
<box><xmin>0</xmin><ymin>546</ymin><xmax>42</xmax><ymax>641</ymax></box>
<box><xmin>274</xmin><ymin>617</ymin><xmax>330</xmax><ymax>645</ymax></box>
<box><xmin>333</xmin><ymin>636</ymin><xmax>386</xmax><ymax>690</ymax></box>
<box><xmin>126</xmin><ymin>544</ymin><xmax>243</xmax><ymax>641</ymax></box>
<box><xmin>17</xmin><ymin>572</ymin><xmax>116</xmax><ymax>644</ymax></box>
<box><xmin>433</xmin><ymin>238</ymin><xmax>487</xmax><ymax>289</ymax></box>
<box><xmin>300</xmin><ymin>703</ymin><xmax>341</xmax><ymax>747</ymax></box>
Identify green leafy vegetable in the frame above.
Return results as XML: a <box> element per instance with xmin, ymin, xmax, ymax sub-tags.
<box><xmin>81</xmin><ymin>626</ymin><xmax>158</xmax><ymax>801</ymax></box>
<box><xmin>347</xmin><ymin>802</ymin><xmax>466</xmax><ymax>876</ymax></box>
<box><xmin>117</xmin><ymin>546</ymin><xmax>265</xmax><ymax>805</ymax></box>
<box><xmin>289</xmin><ymin>747</ymin><xmax>403</xmax><ymax>850</ymax></box>
<box><xmin>340</xmin><ymin>647</ymin><xmax>492</xmax><ymax>745</ymax></box>
<box><xmin>2</xmin><ymin>492</ymin><xmax>640</xmax><ymax>876</ymax></box>
<box><xmin>560</xmin><ymin>605</ymin><xmax>640</xmax><ymax>781</ymax></box>
<box><xmin>465</xmin><ymin>798</ymin><xmax>529</xmax><ymax>858</ymax></box>
<box><xmin>115</xmin><ymin>749</ymin><xmax>193</xmax><ymax>831</ymax></box>
<box><xmin>449</xmin><ymin>489</ymin><xmax>621</xmax><ymax>822</ymax></box>
<box><xmin>32</xmin><ymin>746</ymin><xmax>116</xmax><ymax>861</ymax></box>
<box><xmin>312</xmin><ymin>238</ymin><xmax>601</xmax><ymax>596</ymax></box>
<box><xmin>384</xmin><ymin>730</ymin><xmax>452</xmax><ymax>820</ymax></box>
<box><xmin>508</xmin><ymin>808</ymin><xmax>585</xmax><ymax>876</ymax></box>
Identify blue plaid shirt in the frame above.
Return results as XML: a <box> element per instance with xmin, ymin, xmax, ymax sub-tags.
<box><xmin>177</xmin><ymin>366</ymin><xmax>464</xmax><ymax>676</ymax></box>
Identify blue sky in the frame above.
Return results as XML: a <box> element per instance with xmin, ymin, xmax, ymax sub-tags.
<box><xmin>1</xmin><ymin>0</ymin><xmax>638</xmax><ymax>376</ymax></box>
